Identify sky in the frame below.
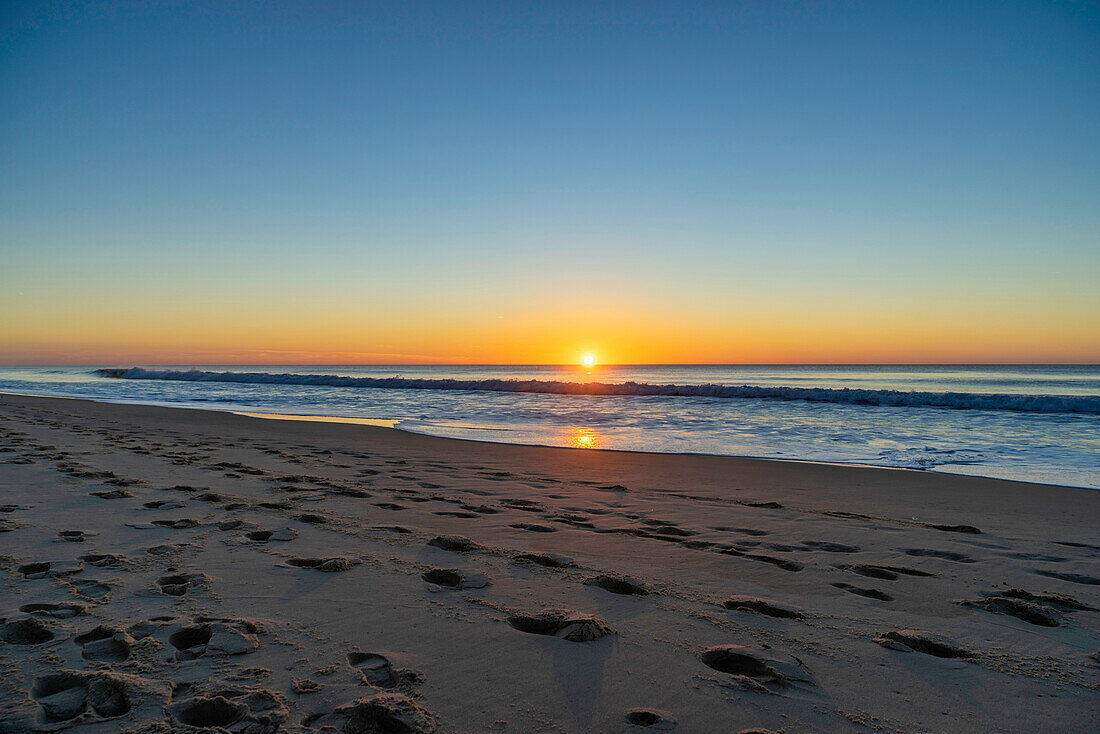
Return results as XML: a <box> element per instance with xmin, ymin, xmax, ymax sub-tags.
<box><xmin>1</xmin><ymin>1</ymin><xmax>1098</xmax><ymax>365</ymax></box>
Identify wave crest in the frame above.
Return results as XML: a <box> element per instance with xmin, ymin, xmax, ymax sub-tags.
<box><xmin>93</xmin><ymin>368</ymin><xmax>1100</xmax><ymax>414</ymax></box>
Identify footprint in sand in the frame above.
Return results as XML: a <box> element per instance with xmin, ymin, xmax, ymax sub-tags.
<box><xmin>509</xmin><ymin>522</ymin><xmax>557</xmax><ymax>533</ymax></box>
<box><xmin>502</xmin><ymin>499</ymin><xmax>544</xmax><ymax>513</ymax></box>
<box><xmin>57</xmin><ymin>530</ymin><xmax>91</xmax><ymax>543</ymax></box>
<box><xmin>19</xmin><ymin>561</ymin><xmax>80</xmax><ymax>580</ymax></box>
<box><xmin>143</xmin><ymin>500</ymin><xmax>187</xmax><ymax>510</ymax></box>
<box><xmin>462</xmin><ymin>504</ymin><xmax>501</xmax><ymax>515</ymax></box>
<box><xmin>801</xmin><ymin>540</ymin><xmax>860</xmax><ymax>553</ymax></box>
<box><xmin>550</xmin><ymin>513</ymin><xmax>596</xmax><ymax>528</ymax></box>
<box><xmin>719</xmin><ymin>549</ymin><xmax>803</xmax><ymax>572</ymax></box>
<box><xmin>823</xmin><ymin>511</ymin><xmax>874</xmax><ymax>520</ymax></box>
<box><xmin>89</xmin><ymin>489</ymin><xmax>132</xmax><ymax>499</ymax></box>
<box><xmin>994</xmin><ymin>588</ymin><xmax>1096</xmax><ymax>611</ymax></box>
<box><xmin>74</xmin><ymin>626</ymin><xmax>132</xmax><ymax>662</ymax></box>
<box><xmin>32</xmin><ymin>672</ymin><xmax>131</xmax><ymax>722</ymax></box>
<box><xmin>151</xmin><ymin>518</ymin><xmax>201</xmax><ymax>529</ymax></box>
<box><xmin>428</xmin><ymin>535</ymin><xmax>482</xmax><ymax>553</ymax></box>
<box><xmin>1</xmin><ymin>617</ymin><xmax>55</xmax><ymax>645</ymax></box>
<box><xmin>514</xmin><ymin>552</ymin><xmax>574</xmax><ymax>568</ymax></box>
<box><xmin>845</xmin><ymin>563</ymin><xmax>898</xmax><ymax>580</ymax></box>
<box><xmin>959</xmin><ymin>597</ymin><xmax>1062</xmax><ymax>627</ymax></box>
<box><xmin>245</xmin><ymin>528</ymin><xmax>298</xmax><ymax>543</ymax></box>
<box><xmin>745</xmin><ymin>553</ymin><xmax>804</xmax><ymax>571</ymax></box>
<box><xmin>347</xmin><ymin>652</ymin><xmax>397</xmax><ymax>686</ymax></box>
<box><xmin>584</xmin><ymin>574</ymin><xmax>648</xmax><ymax>596</ymax></box>
<box><xmin>332</xmin><ymin>487</ymin><xmax>371</xmax><ymax>498</ymax></box>
<box><xmin>712</xmin><ymin>526</ymin><xmax>770</xmax><ymax>536</ymax></box>
<box><xmin>285</xmin><ymin>557</ymin><xmax>360</xmax><ymax>572</ymax></box>
<box><xmin>307</xmin><ymin>692</ymin><xmax>434</xmax><ymax>732</ymax></box>
<box><xmin>167</xmin><ymin>690</ymin><xmax>287</xmax><ymax>730</ymax></box>
<box><xmin>80</xmin><ymin>553</ymin><xmax>123</xmax><ymax>567</ymax></box>
<box><xmin>646</xmin><ymin>526</ymin><xmax>697</xmax><ymax>540</ymax></box>
<box><xmin>640</xmin><ymin>519</ymin><xmax>696</xmax><ymax>536</ymax></box>
<box><xmin>699</xmin><ymin>645</ymin><xmax>814</xmax><ymax>691</ymax></box>
<box><xmin>347</xmin><ymin>651</ymin><xmax>425</xmax><ymax>691</ymax></box>
<box><xmin>292</xmin><ymin>678</ymin><xmax>321</xmax><ymax>694</ymax></box>
<box><xmin>168</xmin><ymin>620</ymin><xmax>259</xmax><ymax>659</ymax></box>
<box><xmin>833</xmin><ymin>582</ymin><xmax>892</xmax><ymax>601</ymax></box>
<box><xmin>874</xmin><ymin>629</ymin><xmax>974</xmax><ymax>660</ymax></box>
<box><xmin>20</xmin><ymin>603</ymin><xmax>87</xmax><ymax>619</ymax></box>
<box><xmin>901</xmin><ymin>548</ymin><xmax>975</xmax><ymax>563</ymax></box>
<box><xmin>507</xmin><ymin>610</ymin><xmax>615</xmax><ymax>642</ymax></box>
<box><xmin>1052</xmin><ymin>540</ymin><xmax>1100</xmax><ymax>551</ymax></box>
<box><xmin>722</xmin><ymin>596</ymin><xmax>804</xmax><ymax>619</ymax></box>
<box><xmin>624</xmin><ymin>708</ymin><xmax>677</xmax><ymax>730</ymax></box>
<box><xmin>841</xmin><ymin>564</ymin><xmax>935</xmax><ymax>581</ymax></box>
<box><xmin>157</xmin><ymin>572</ymin><xmax>210</xmax><ymax>596</ymax></box>
<box><xmin>168</xmin><ymin>697</ymin><xmax>244</xmax><ymax>729</ymax></box>
<box><xmin>925</xmin><ymin>523</ymin><xmax>982</xmax><ymax>534</ymax></box>
<box><xmin>421</xmin><ymin>568</ymin><xmax>491</xmax><ymax>590</ymax></box>
<box><xmin>1032</xmin><ymin>570</ymin><xmax>1100</xmax><ymax>585</ymax></box>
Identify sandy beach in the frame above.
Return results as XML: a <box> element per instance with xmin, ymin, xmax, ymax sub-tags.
<box><xmin>0</xmin><ymin>392</ymin><xmax>1097</xmax><ymax>732</ymax></box>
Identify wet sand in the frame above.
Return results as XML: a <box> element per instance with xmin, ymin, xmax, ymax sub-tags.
<box><xmin>1</xmin><ymin>393</ymin><xmax>1097</xmax><ymax>732</ymax></box>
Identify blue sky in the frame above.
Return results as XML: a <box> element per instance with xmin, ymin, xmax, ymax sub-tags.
<box><xmin>1</xmin><ymin>1</ymin><xmax>1098</xmax><ymax>363</ymax></box>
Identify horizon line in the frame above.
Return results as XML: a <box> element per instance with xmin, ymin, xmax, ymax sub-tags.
<box><xmin>5</xmin><ymin>362</ymin><xmax>1099</xmax><ymax>369</ymax></box>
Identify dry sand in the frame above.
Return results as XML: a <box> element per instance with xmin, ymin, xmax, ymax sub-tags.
<box><xmin>0</xmin><ymin>393</ymin><xmax>1097</xmax><ymax>733</ymax></box>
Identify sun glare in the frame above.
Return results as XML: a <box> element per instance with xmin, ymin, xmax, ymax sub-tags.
<box><xmin>570</xmin><ymin>427</ymin><xmax>600</xmax><ymax>449</ymax></box>
<box><xmin>582</xmin><ymin>354</ymin><xmax>596</xmax><ymax>367</ymax></box>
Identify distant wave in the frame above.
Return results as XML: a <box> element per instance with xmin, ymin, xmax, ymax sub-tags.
<box><xmin>93</xmin><ymin>368</ymin><xmax>1100</xmax><ymax>414</ymax></box>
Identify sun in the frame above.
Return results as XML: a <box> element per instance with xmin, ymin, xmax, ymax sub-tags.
<box><xmin>582</xmin><ymin>354</ymin><xmax>596</xmax><ymax>367</ymax></box>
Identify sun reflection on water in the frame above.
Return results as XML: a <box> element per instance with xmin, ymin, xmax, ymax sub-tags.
<box><xmin>569</xmin><ymin>427</ymin><xmax>601</xmax><ymax>449</ymax></box>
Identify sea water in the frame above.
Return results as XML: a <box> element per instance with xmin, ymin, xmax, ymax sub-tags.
<box><xmin>1</xmin><ymin>365</ymin><xmax>1096</xmax><ymax>488</ymax></box>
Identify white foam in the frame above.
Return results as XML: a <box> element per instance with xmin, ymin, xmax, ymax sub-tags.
<box><xmin>94</xmin><ymin>368</ymin><xmax>1100</xmax><ymax>414</ymax></box>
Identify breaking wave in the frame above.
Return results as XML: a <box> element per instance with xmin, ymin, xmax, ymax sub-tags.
<box><xmin>93</xmin><ymin>368</ymin><xmax>1100</xmax><ymax>414</ymax></box>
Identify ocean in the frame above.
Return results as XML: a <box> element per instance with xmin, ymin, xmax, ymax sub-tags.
<box><xmin>1</xmin><ymin>365</ymin><xmax>1097</xmax><ymax>488</ymax></box>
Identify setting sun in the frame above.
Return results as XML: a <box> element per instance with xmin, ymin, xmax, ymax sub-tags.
<box><xmin>582</xmin><ymin>354</ymin><xmax>596</xmax><ymax>366</ymax></box>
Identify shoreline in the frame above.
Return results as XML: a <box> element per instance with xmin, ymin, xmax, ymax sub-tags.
<box><xmin>3</xmin><ymin>390</ymin><xmax>1093</xmax><ymax>491</ymax></box>
<box><xmin>1</xmin><ymin>392</ymin><xmax>1097</xmax><ymax>732</ymax></box>
<box><xmin>238</xmin><ymin>408</ymin><xmax>1089</xmax><ymax>489</ymax></box>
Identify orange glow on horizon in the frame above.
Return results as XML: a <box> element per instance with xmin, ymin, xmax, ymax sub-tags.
<box><xmin>1</xmin><ymin>284</ymin><xmax>1098</xmax><ymax>365</ymax></box>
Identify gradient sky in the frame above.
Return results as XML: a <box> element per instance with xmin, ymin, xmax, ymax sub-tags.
<box><xmin>2</xmin><ymin>1</ymin><xmax>1098</xmax><ymax>365</ymax></box>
